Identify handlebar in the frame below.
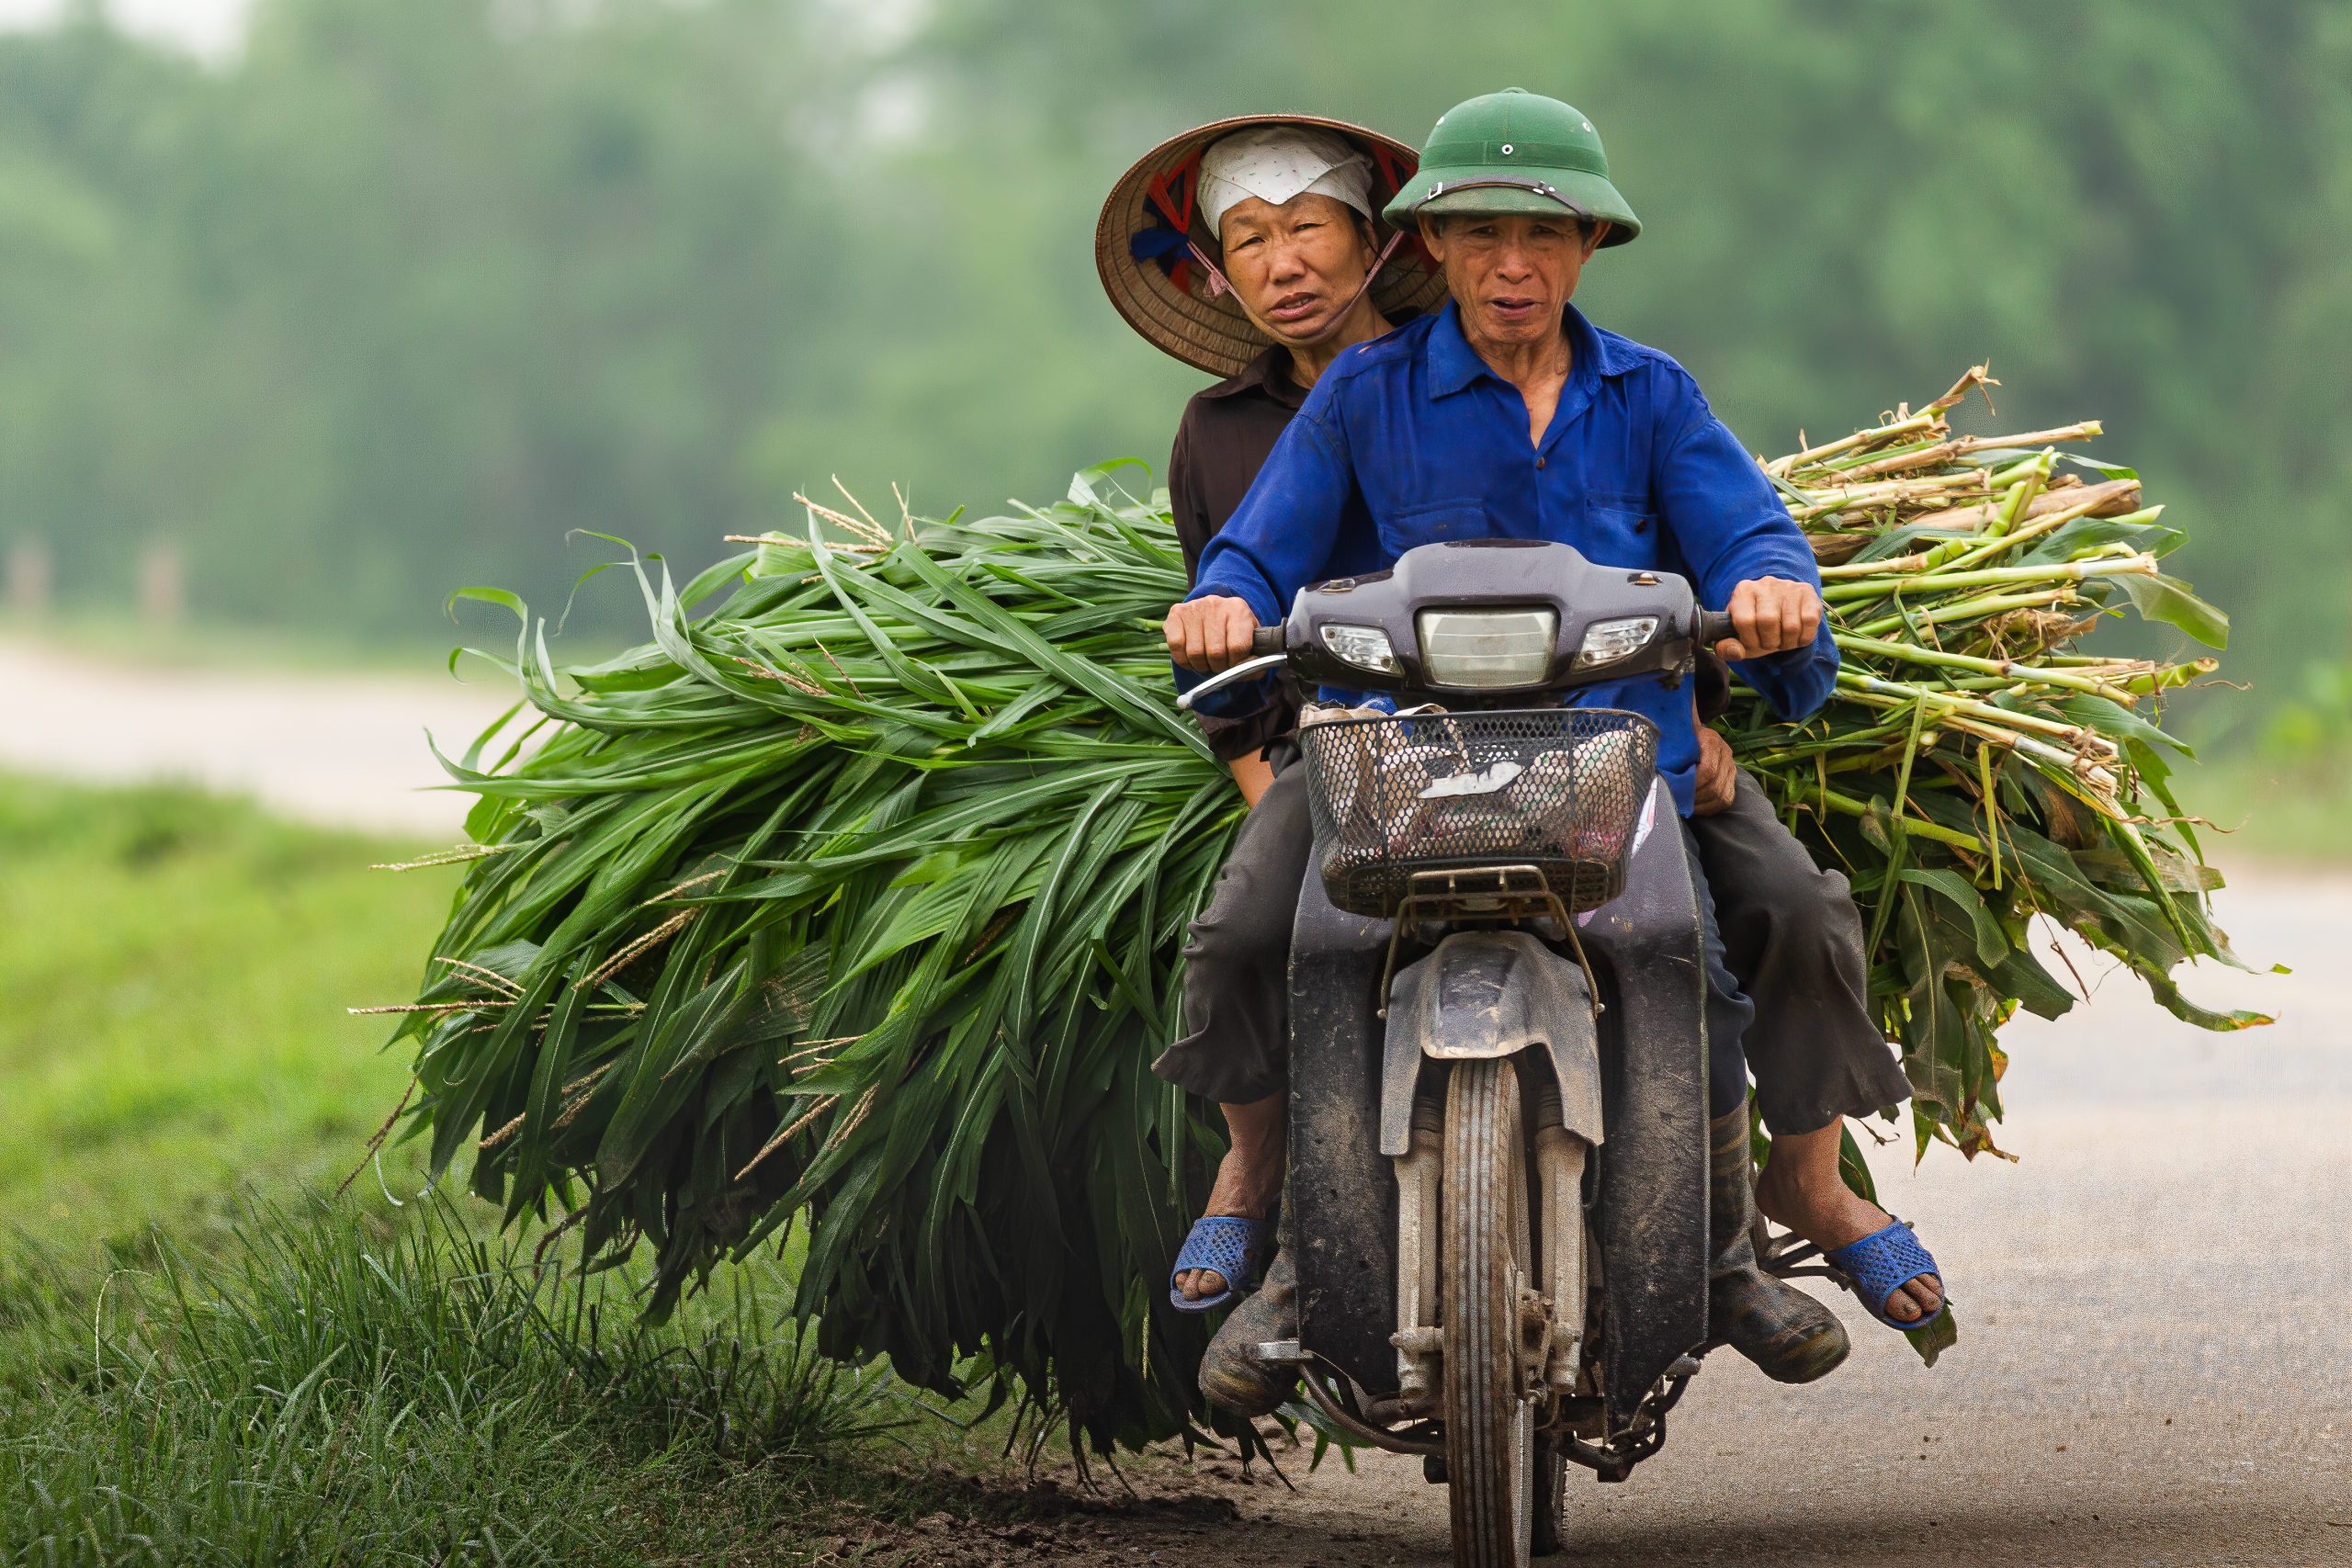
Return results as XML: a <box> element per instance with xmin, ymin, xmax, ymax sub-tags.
<box><xmin>1178</xmin><ymin>607</ymin><xmax>1741</xmax><ymax>714</ymax></box>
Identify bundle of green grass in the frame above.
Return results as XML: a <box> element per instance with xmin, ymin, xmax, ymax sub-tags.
<box><xmin>373</xmin><ymin>369</ymin><xmax>2256</xmax><ymax>1449</ymax></box>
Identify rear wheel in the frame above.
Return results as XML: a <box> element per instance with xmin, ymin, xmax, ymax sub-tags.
<box><xmin>1442</xmin><ymin>1058</ymin><xmax>1534</xmax><ymax>1567</ymax></box>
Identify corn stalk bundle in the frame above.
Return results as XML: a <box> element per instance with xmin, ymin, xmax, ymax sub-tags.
<box><xmin>374</xmin><ymin>375</ymin><xmax>2255</xmax><ymax>1444</ymax></box>
<box><xmin>1726</xmin><ymin>366</ymin><xmax>2261</xmax><ymax>1161</ymax></box>
<box><xmin>373</xmin><ymin>473</ymin><xmax>1241</xmax><ymax>1450</ymax></box>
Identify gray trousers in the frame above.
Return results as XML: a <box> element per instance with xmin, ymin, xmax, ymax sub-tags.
<box><xmin>1151</xmin><ymin>761</ymin><xmax>1910</xmax><ymax>1136</ymax></box>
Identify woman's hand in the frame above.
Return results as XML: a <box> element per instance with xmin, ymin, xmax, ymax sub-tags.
<box><xmin>1693</xmin><ymin>726</ymin><xmax>1737</xmax><ymax>816</ymax></box>
<box><xmin>1165</xmin><ymin>595</ymin><xmax>1261</xmax><ymax>672</ymax></box>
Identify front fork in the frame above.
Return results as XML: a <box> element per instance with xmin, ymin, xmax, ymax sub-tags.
<box><xmin>1391</xmin><ymin>1068</ymin><xmax>1592</xmax><ymax>1425</ymax></box>
<box><xmin>1531</xmin><ymin>1096</ymin><xmax>1589</xmax><ymax>1404</ymax></box>
<box><xmin>1390</xmin><ymin>1099</ymin><xmax>1442</xmax><ymax>1413</ymax></box>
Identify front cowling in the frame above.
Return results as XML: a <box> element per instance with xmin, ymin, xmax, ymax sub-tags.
<box><xmin>1279</xmin><ymin>538</ymin><xmax>1700</xmax><ymax>704</ymax></box>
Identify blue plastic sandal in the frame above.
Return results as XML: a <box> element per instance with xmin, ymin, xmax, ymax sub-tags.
<box><xmin>1168</xmin><ymin>1211</ymin><xmax>1277</xmax><ymax>1314</ymax></box>
<box><xmin>1824</xmin><ymin>1220</ymin><xmax>1946</xmax><ymax>1332</ymax></box>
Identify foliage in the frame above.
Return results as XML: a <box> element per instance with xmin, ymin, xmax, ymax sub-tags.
<box><xmin>0</xmin><ymin>0</ymin><xmax>2345</xmax><ymax>714</ymax></box>
<box><xmin>386</xmin><ymin>404</ymin><xmax>2252</xmax><ymax>1439</ymax></box>
<box><xmin>1718</xmin><ymin>369</ymin><xmax>2262</xmax><ymax>1160</ymax></box>
<box><xmin>0</xmin><ymin>1196</ymin><xmax>897</xmax><ymax>1565</ymax></box>
<box><xmin>387</xmin><ymin>472</ymin><xmax>1242</xmax><ymax>1451</ymax></box>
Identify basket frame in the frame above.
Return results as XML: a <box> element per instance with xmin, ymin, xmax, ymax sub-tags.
<box><xmin>1296</xmin><ymin>705</ymin><xmax>1661</xmax><ymax>919</ymax></box>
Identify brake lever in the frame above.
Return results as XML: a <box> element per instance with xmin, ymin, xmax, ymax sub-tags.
<box><xmin>1175</xmin><ymin>652</ymin><xmax>1289</xmax><ymax>713</ymax></box>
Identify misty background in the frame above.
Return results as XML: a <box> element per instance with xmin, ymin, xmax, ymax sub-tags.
<box><xmin>1</xmin><ymin>0</ymin><xmax>2343</xmax><ymax>731</ymax></box>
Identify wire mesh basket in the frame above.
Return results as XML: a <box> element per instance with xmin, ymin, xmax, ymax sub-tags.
<box><xmin>1296</xmin><ymin>707</ymin><xmax>1660</xmax><ymax>918</ymax></box>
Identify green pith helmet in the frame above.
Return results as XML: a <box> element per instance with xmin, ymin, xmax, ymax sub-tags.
<box><xmin>1382</xmin><ymin>88</ymin><xmax>1639</xmax><ymax>245</ymax></box>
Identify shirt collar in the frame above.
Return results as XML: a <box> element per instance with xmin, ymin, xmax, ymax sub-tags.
<box><xmin>1425</xmin><ymin>299</ymin><xmax>1633</xmax><ymax>400</ymax></box>
<box><xmin>1197</xmin><ymin>344</ymin><xmax>1305</xmax><ymax>410</ymax></box>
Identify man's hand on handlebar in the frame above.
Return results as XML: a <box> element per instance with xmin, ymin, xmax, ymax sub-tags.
<box><xmin>1165</xmin><ymin>595</ymin><xmax>1261</xmax><ymax>673</ymax></box>
<box><xmin>1713</xmin><ymin>577</ymin><xmax>1822</xmax><ymax>662</ymax></box>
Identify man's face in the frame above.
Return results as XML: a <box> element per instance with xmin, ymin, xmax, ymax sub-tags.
<box><xmin>1216</xmin><ymin>193</ymin><xmax>1379</xmax><ymax>345</ymax></box>
<box><xmin>1420</xmin><ymin>212</ymin><xmax>1608</xmax><ymax>349</ymax></box>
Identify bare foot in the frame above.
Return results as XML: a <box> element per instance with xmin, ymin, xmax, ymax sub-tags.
<box><xmin>1174</xmin><ymin>1097</ymin><xmax>1284</xmax><ymax>1303</ymax></box>
<box><xmin>1754</xmin><ymin>1123</ymin><xmax>1944</xmax><ymax>1324</ymax></box>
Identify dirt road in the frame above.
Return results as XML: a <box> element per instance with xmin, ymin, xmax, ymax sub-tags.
<box><xmin>6</xmin><ymin>637</ymin><xmax>2346</xmax><ymax>1564</ymax></box>
<box><xmin>0</xmin><ymin>636</ymin><xmax>512</xmax><ymax>838</ymax></box>
<box><xmin>856</xmin><ymin>870</ymin><xmax>2350</xmax><ymax>1567</ymax></box>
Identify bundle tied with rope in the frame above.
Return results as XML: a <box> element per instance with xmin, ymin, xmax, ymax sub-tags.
<box><xmin>363</xmin><ymin>368</ymin><xmax>2258</xmax><ymax>1450</ymax></box>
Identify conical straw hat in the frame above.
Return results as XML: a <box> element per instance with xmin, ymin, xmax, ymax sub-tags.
<box><xmin>1097</xmin><ymin>113</ymin><xmax>1449</xmax><ymax>380</ymax></box>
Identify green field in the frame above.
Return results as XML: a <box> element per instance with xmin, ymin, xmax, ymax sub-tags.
<box><xmin>0</xmin><ymin>773</ymin><xmax>450</xmax><ymax>1249</ymax></box>
<box><xmin>0</xmin><ymin>774</ymin><xmax>1017</xmax><ymax>1563</ymax></box>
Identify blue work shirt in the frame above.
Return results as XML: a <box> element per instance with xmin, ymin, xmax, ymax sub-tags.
<box><xmin>1184</xmin><ymin>299</ymin><xmax>1837</xmax><ymax>817</ymax></box>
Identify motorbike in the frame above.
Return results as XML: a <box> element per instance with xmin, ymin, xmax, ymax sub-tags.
<box><xmin>1180</xmin><ymin>537</ymin><xmax>1747</xmax><ymax>1565</ymax></box>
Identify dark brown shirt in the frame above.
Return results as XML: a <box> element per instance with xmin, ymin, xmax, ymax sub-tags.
<box><xmin>1169</xmin><ymin>346</ymin><xmax>1306</xmax><ymax>762</ymax></box>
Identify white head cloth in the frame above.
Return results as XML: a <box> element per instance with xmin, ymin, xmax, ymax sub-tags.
<box><xmin>1198</xmin><ymin>125</ymin><xmax>1374</xmax><ymax>238</ymax></box>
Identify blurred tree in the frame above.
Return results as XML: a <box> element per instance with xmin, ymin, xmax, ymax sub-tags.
<box><xmin>0</xmin><ymin>0</ymin><xmax>2338</xmax><ymax>703</ymax></box>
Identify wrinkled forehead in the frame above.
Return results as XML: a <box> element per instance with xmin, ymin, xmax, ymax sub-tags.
<box><xmin>1216</xmin><ymin>190</ymin><xmax>1364</xmax><ymax>243</ymax></box>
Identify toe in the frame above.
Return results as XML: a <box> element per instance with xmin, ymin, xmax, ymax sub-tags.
<box><xmin>1177</xmin><ymin>1268</ymin><xmax>1227</xmax><ymax>1303</ymax></box>
<box><xmin>1885</xmin><ymin>1277</ymin><xmax>1943</xmax><ymax>1323</ymax></box>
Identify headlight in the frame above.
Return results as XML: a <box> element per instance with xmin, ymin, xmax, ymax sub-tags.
<box><xmin>1319</xmin><ymin>623</ymin><xmax>1400</xmax><ymax>675</ymax></box>
<box><xmin>1416</xmin><ymin>608</ymin><xmax>1558</xmax><ymax>687</ymax></box>
<box><xmin>1573</xmin><ymin>615</ymin><xmax>1659</xmax><ymax>670</ymax></box>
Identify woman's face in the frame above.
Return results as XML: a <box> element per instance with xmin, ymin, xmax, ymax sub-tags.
<box><xmin>1216</xmin><ymin>192</ymin><xmax>1379</xmax><ymax>345</ymax></box>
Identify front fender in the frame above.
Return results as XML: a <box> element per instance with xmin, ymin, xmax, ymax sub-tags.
<box><xmin>1379</xmin><ymin>931</ymin><xmax>1602</xmax><ymax>1156</ymax></box>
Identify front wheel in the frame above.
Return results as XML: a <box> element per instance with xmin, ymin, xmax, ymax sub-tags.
<box><xmin>1442</xmin><ymin>1058</ymin><xmax>1534</xmax><ymax>1567</ymax></box>
<box><xmin>1532</xmin><ymin>1438</ymin><xmax>1567</xmax><ymax>1556</ymax></box>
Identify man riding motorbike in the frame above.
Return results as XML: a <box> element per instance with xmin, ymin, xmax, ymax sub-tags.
<box><xmin>1110</xmin><ymin>92</ymin><xmax>1946</xmax><ymax>1417</ymax></box>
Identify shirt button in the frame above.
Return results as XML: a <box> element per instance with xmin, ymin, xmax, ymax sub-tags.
<box><xmin>1535</xmin><ymin>456</ymin><xmax>1546</xmax><ymax>469</ymax></box>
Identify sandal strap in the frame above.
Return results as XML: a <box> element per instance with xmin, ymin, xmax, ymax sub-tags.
<box><xmin>1825</xmin><ymin>1219</ymin><xmax>1944</xmax><ymax>1328</ymax></box>
<box><xmin>1169</xmin><ymin>1213</ymin><xmax>1275</xmax><ymax>1311</ymax></box>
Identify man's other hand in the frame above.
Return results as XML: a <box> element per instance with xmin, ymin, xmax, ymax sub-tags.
<box><xmin>1694</xmin><ymin>726</ymin><xmax>1737</xmax><ymax>816</ymax></box>
<box><xmin>1166</xmin><ymin>595</ymin><xmax>1261</xmax><ymax>673</ymax></box>
<box><xmin>1714</xmin><ymin>576</ymin><xmax>1822</xmax><ymax>661</ymax></box>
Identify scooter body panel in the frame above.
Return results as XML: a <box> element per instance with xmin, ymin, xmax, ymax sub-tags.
<box><xmin>1286</xmin><ymin>863</ymin><xmax>1401</xmax><ymax>1395</ymax></box>
<box><xmin>1574</xmin><ymin>779</ymin><xmax>1713</xmax><ymax>1438</ymax></box>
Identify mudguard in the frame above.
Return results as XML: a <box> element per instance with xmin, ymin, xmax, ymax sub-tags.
<box><xmin>1574</xmin><ymin>778</ymin><xmax>1712</xmax><ymax>1438</ymax></box>
<box><xmin>1286</xmin><ymin>864</ymin><xmax>1399</xmax><ymax>1395</ymax></box>
<box><xmin>1378</xmin><ymin>931</ymin><xmax>1602</xmax><ymax>1156</ymax></box>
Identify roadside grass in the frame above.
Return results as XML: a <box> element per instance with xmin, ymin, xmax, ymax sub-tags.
<box><xmin>0</xmin><ymin>773</ymin><xmax>450</xmax><ymax>1251</ymax></box>
<box><xmin>0</xmin><ymin>1195</ymin><xmax>910</xmax><ymax>1564</ymax></box>
<box><xmin>0</xmin><ymin>773</ymin><xmax>1119</xmax><ymax>1563</ymax></box>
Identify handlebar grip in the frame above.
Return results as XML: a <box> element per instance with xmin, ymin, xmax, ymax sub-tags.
<box><xmin>1251</xmin><ymin>625</ymin><xmax>1285</xmax><ymax>657</ymax></box>
<box><xmin>1695</xmin><ymin>609</ymin><xmax>1736</xmax><ymax>649</ymax></box>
